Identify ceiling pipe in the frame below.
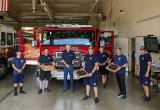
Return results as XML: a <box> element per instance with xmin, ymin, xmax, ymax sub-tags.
<box><xmin>39</xmin><ymin>0</ymin><xmax>54</xmax><ymax>21</ymax></box>
<box><xmin>89</xmin><ymin>0</ymin><xmax>98</xmax><ymax>13</ymax></box>
<box><xmin>32</xmin><ymin>0</ymin><xmax>36</xmax><ymax>14</ymax></box>
<box><xmin>19</xmin><ymin>12</ymin><xmax>97</xmax><ymax>17</ymax></box>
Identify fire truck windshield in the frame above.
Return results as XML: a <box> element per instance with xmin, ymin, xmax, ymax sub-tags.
<box><xmin>42</xmin><ymin>30</ymin><xmax>95</xmax><ymax>46</ymax></box>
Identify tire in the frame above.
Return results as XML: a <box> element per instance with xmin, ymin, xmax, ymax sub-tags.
<box><xmin>0</xmin><ymin>57</ymin><xmax>8</xmax><ymax>79</ymax></box>
<box><xmin>0</xmin><ymin>64</ymin><xmax>7</xmax><ymax>79</ymax></box>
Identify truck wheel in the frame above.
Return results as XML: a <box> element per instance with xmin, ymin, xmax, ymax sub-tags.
<box><xmin>0</xmin><ymin>64</ymin><xmax>7</xmax><ymax>79</ymax></box>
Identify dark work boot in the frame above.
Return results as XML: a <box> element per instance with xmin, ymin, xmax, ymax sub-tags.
<box><xmin>38</xmin><ymin>89</ymin><xmax>43</xmax><ymax>94</ymax></box>
<box><xmin>19</xmin><ymin>86</ymin><xmax>26</xmax><ymax>94</ymax></box>
<box><xmin>44</xmin><ymin>88</ymin><xmax>51</xmax><ymax>92</ymax></box>
<box><xmin>14</xmin><ymin>87</ymin><xmax>17</xmax><ymax>96</ymax></box>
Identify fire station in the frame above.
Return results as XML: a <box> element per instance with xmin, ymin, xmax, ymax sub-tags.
<box><xmin>0</xmin><ymin>0</ymin><xmax>160</xmax><ymax>110</ymax></box>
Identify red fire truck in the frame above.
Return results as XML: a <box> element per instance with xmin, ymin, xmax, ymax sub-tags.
<box><xmin>18</xmin><ymin>24</ymin><xmax>114</xmax><ymax>80</ymax></box>
<box><xmin>0</xmin><ymin>24</ymin><xmax>15</xmax><ymax>78</ymax></box>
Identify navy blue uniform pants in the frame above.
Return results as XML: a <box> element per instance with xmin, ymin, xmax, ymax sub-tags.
<box><xmin>13</xmin><ymin>73</ymin><xmax>25</xmax><ymax>83</ymax></box>
<box><xmin>63</xmin><ymin>66</ymin><xmax>74</xmax><ymax>90</ymax></box>
<box><xmin>116</xmin><ymin>73</ymin><xmax>126</xmax><ymax>96</ymax></box>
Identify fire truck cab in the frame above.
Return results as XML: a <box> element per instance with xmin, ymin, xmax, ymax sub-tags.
<box><xmin>18</xmin><ymin>24</ymin><xmax>114</xmax><ymax>80</ymax></box>
<box><xmin>0</xmin><ymin>24</ymin><xmax>15</xmax><ymax>78</ymax></box>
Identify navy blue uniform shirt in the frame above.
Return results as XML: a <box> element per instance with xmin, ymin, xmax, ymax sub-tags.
<box><xmin>99</xmin><ymin>37</ymin><xmax>109</xmax><ymax>46</ymax></box>
<box><xmin>84</xmin><ymin>54</ymin><xmax>99</xmax><ymax>73</ymax></box>
<box><xmin>113</xmin><ymin>54</ymin><xmax>128</xmax><ymax>74</ymax></box>
<box><xmin>139</xmin><ymin>54</ymin><xmax>152</xmax><ymax>75</ymax></box>
<box><xmin>12</xmin><ymin>57</ymin><xmax>26</xmax><ymax>74</ymax></box>
<box><xmin>97</xmin><ymin>51</ymin><xmax>109</xmax><ymax>64</ymax></box>
<box><xmin>38</xmin><ymin>55</ymin><xmax>53</xmax><ymax>64</ymax></box>
<box><xmin>62</xmin><ymin>50</ymin><xmax>75</xmax><ymax>65</ymax></box>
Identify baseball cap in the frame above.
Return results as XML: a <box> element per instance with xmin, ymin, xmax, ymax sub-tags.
<box><xmin>140</xmin><ymin>46</ymin><xmax>145</xmax><ymax>50</ymax></box>
<box><xmin>116</xmin><ymin>47</ymin><xmax>121</xmax><ymax>50</ymax></box>
<box><xmin>89</xmin><ymin>45</ymin><xmax>94</xmax><ymax>50</ymax></box>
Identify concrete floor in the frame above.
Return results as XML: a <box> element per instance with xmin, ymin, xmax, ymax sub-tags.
<box><xmin>0</xmin><ymin>66</ymin><xmax>160</xmax><ymax>110</ymax></box>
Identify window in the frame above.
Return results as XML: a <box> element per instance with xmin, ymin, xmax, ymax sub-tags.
<box><xmin>22</xmin><ymin>32</ymin><xmax>34</xmax><ymax>44</ymax></box>
<box><xmin>1</xmin><ymin>32</ymin><xmax>6</xmax><ymax>45</ymax></box>
<box><xmin>106</xmin><ymin>36</ymin><xmax>112</xmax><ymax>44</ymax></box>
<box><xmin>99</xmin><ymin>32</ymin><xmax>113</xmax><ymax>45</ymax></box>
<box><xmin>42</xmin><ymin>30</ymin><xmax>95</xmax><ymax>46</ymax></box>
<box><xmin>7</xmin><ymin>33</ymin><xmax>13</xmax><ymax>45</ymax></box>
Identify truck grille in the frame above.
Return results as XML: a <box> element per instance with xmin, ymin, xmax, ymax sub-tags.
<box><xmin>55</xmin><ymin>51</ymin><xmax>82</xmax><ymax>68</ymax></box>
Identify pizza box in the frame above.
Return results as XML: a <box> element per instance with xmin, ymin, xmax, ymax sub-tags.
<box><xmin>74</xmin><ymin>69</ymin><xmax>90</xmax><ymax>79</ymax></box>
<box><xmin>42</xmin><ymin>64</ymin><xmax>55</xmax><ymax>72</ymax></box>
<box><xmin>106</xmin><ymin>63</ymin><xmax>118</xmax><ymax>72</ymax></box>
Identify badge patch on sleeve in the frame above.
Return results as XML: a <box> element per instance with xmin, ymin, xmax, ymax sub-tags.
<box><xmin>90</xmin><ymin>57</ymin><xmax>92</xmax><ymax>60</ymax></box>
<box><xmin>145</xmin><ymin>81</ymin><xmax>148</xmax><ymax>84</ymax></box>
<box><xmin>21</xmin><ymin>60</ymin><xmax>24</xmax><ymax>63</ymax></box>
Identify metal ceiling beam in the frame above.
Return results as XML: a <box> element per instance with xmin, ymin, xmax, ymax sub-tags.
<box><xmin>0</xmin><ymin>21</ymin><xmax>19</xmax><ymax>24</ymax></box>
<box><xmin>1</xmin><ymin>12</ymin><xmax>20</xmax><ymax>23</ymax></box>
<box><xmin>54</xmin><ymin>13</ymin><xmax>94</xmax><ymax>17</ymax></box>
<box><xmin>54</xmin><ymin>4</ymin><xmax>81</xmax><ymax>7</ymax></box>
<box><xmin>19</xmin><ymin>19</ymin><xmax>88</xmax><ymax>22</ymax></box>
<box><xmin>0</xmin><ymin>21</ymin><xmax>88</xmax><ymax>25</ymax></box>
<box><xmin>19</xmin><ymin>12</ymin><xmax>96</xmax><ymax>17</ymax></box>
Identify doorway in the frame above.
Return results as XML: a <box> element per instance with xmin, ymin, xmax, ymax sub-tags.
<box><xmin>130</xmin><ymin>38</ymin><xmax>136</xmax><ymax>72</ymax></box>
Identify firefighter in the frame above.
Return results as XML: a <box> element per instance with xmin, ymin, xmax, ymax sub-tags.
<box><xmin>97</xmin><ymin>46</ymin><xmax>110</xmax><ymax>89</ymax></box>
<box><xmin>38</xmin><ymin>48</ymin><xmax>53</xmax><ymax>94</ymax></box>
<box><xmin>82</xmin><ymin>46</ymin><xmax>99</xmax><ymax>104</ymax></box>
<box><xmin>139</xmin><ymin>46</ymin><xmax>152</xmax><ymax>102</ymax></box>
<box><xmin>61</xmin><ymin>45</ymin><xmax>75</xmax><ymax>92</ymax></box>
<box><xmin>99</xmin><ymin>32</ymin><xmax>109</xmax><ymax>47</ymax></box>
<box><xmin>12</xmin><ymin>50</ymin><xmax>26</xmax><ymax>96</ymax></box>
<box><xmin>111</xmin><ymin>47</ymin><xmax>128</xmax><ymax>101</ymax></box>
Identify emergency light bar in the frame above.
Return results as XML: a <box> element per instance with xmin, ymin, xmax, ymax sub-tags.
<box><xmin>46</xmin><ymin>24</ymin><xmax>92</xmax><ymax>28</ymax></box>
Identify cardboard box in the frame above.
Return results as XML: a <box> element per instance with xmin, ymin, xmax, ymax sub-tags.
<box><xmin>106</xmin><ymin>64</ymin><xmax>118</xmax><ymax>72</ymax></box>
<box><xmin>75</xmin><ymin>70</ymin><xmax>90</xmax><ymax>79</ymax></box>
<box><xmin>43</xmin><ymin>65</ymin><xmax>55</xmax><ymax>71</ymax></box>
<box><xmin>24</xmin><ymin>44</ymin><xmax>40</xmax><ymax>59</ymax></box>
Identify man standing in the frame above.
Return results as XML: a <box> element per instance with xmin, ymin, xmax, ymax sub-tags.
<box><xmin>12</xmin><ymin>50</ymin><xmax>26</xmax><ymax>96</ymax></box>
<box><xmin>62</xmin><ymin>45</ymin><xmax>75</xmax><ymax>92</ymax></box>
<box><xmin>97</xmin><ymin>46</ymin><xmax>109</xmax><ymax>89</ymax></box>
<box><xmin>38</xmin><ymin>48</ymin><xmax>53</xmax><ymax>94</ymax></box>
<box><xmin>82</xmin><ymin>46</ymin><xmax>99</xmax><ymax>104</ymax></box>
<box><xmin>111</xmin><ymin>47</ymin><xmax>128</xmax><ymax>101</ymax></box>
<box><xmin>139</xmin><ymin>46</ymin><xmax>152</xmax><ymax>102</ymax></box>
<box><xmin>99</xmin><ymin>32</ymin><xmax>109</xmax><ymax>47</ymax></box>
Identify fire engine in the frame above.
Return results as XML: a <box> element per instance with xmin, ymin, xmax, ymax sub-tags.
<box><xmin>0</xmin><ymin>24</ymin><xmax>15</xmax><ymax>78</ymax></box>
<box><xmin>18</xmin><ymin>24</ymin><xmax>114</xmax><ymax>80</ymax></box>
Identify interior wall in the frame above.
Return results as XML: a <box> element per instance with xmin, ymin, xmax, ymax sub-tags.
<box><xmin>100</xmin><ymin>0</ymin><xmax>160</xmax><ymax>66</ymax></box>
<box><xmin>100</xmin><ymin>0</ymin><xmax>160</xmax><ymax>38</ymax></box>
<box><xmin>88</xmin><ymin>17</ymin><xmax>99</xmax><ymax>28</ymax></box>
